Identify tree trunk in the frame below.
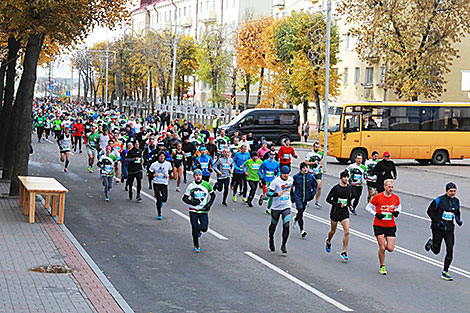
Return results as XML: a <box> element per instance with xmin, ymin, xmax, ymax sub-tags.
<box><xmin>257</xmin><ymin>67</ymin><xmax>264</xmax><ymax>105</ymax></box>
<box><xmin>0</xmin><ymin>37</ymin><xmax>21</xmax><ymax>170</ymax></box>
<box><xmin>302</xmin><ymin>100</ymin><xmax>309</xmax><ymax>124</ymax></box>
<box><xmin>314</xmin><ymin>90</ymin><xmax>322</xmax><ymax>131</ymax></box>
<box><xmin>9</xmin><ymin>34</ymin><xmax>44</xmax><ymax>196</ymax></box>
<box><xmin>0</xmin><ymin>57</ymin><xmax>7</xmax><ymax>111</ymax></box>
<box><xmin>244</xmin><ymin>76</ymin><xmax>251</xmax><ymax>111</ymax></box>
<box><xmin>231</xmin><ymin>67</ymin><xmax>238</xmax><ymax>112</ymax></box>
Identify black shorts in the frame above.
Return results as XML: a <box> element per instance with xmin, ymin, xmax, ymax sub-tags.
<box><xmin>373</xmin><ymin>225</ymin><xmax>396</xmax><ymax>237</ymax></box>
<box><xmin>314</xmin><ymin>173</ymin><xmax>323</xmax><ymax>180</ymax></box>
<box><xmin>330</xmin><ymin>208</ymin><xmax>349</xmax><ymax>222</ymax></box>
<box><xmin>366</xmin><ymin>181</ymin><xmax>376</xmax><ymax>190</ymax></box>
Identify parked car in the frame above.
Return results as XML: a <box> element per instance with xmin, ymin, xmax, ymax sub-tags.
<box><xmin>219</xmin><ymin>108</ymin><xmax>301</xmax><ymax>144</ymax></box>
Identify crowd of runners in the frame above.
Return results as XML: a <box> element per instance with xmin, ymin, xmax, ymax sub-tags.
<box><xmin>32</xmin><ymin>100</ymin><xmax>463</xmax><ymax>281</ymax></box>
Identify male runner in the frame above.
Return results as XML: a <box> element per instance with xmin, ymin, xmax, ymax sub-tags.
<box><xmin>425</xmin><ymin>182</ymin><xmax>463</xmax><ymax>281</ymax></box>
<box><xmin>365</xmin><ymin>151</ymin><xmax>379</xmax><ymax>202</ymax></box>
<box><xmin>213</xmin><ymin>148</ymin><xmax>233</xmax><ymax>206</ymax></box>
<box><xmin>347</xmin><ymin>154</ymin><xmax>366</xmax><ymax>215</ymax></box>
<box><xmin>278</xmin><ymin>139</ymin><xmax>297</xmax><ymax>171</ymax></box>
<box><xmin>258</xmin><ymin>151</ymin><xmax>280</xmax><ymax>215</ymax></box>
<box><xmin>57</xmin><ymin>127</ymin><xmax>72</xmax><ymax>172</ymax></box>
<box><xmin>97</xmin><ymin>146</ymin><xmax>115</xmax><ymax>202</ymax></box>
<box><xmin>244</xmin><ymin>151</ymin><xmax>262</xmax><ymax>207</ymax></box>
<box><xmin>365</xmin><ymin>179</ymin><xmax>402</xmax><ymax>275</ymax></box>
<box><xmin>305</xmin><ymin>142</ymin><xmax>323</xmax><ymax>208</ymax></box>
<box><xmin>292</xmin><ymin>162</ymin><xmax>317</xmax><ymax>238</ymax></box>
<box><xmin>149</xmin><ymin>152</ymin><xmax>172</xmax><ymax>220</ymax></box>
<box><xmin>325</xmin><ymin>170</ymin><xmax>354</xmax><ymax>261</ymax></box>
<box><xmin>86</xmin><ymin>125</ymin><xmax>99</xmax><ymax>173</ymax></box>
<box><xmin>126</xmin><ymin>140</ymin><xmax>143</xmax><ymax>202</ymax></box>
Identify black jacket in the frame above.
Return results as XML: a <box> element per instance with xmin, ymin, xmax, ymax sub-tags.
<box><xmin>372</xmin><ymin>159</ymin><xmax>397</xmax><ymax>183</ymax></box>
<box><xmin>126</xmin><ymin>148</ymin><xmax>143</xmax><ymax>174</ymax></box>
<box><xmin>427</xmin><ymin>194</ymin><xmax>461</xmax><ymax>231</ymax></box>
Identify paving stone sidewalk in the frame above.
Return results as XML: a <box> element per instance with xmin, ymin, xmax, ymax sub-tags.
<box><xmin>0</xmin><ymin>181</ymin><xmax>124</xmax><ymax>313</ymax></box>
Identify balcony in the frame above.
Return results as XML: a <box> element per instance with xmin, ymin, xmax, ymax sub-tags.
<box><xmin>183</xmin><ymin>16</ymin><xmax>192</xmax><ymax>28</ymax></box>
<box><xmin>200</xmin><ymin>10</ymin><xmax>217</xmax><ymax>23</ymax></box>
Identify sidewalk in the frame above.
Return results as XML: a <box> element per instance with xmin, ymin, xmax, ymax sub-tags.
<box><xmin>0</xmin><ymin>181</ymin><xmax>126</xmax><ymax>313</ymax></box>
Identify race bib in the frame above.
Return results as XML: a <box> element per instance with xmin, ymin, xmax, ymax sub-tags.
<box><xmin>157</xmin><ymin>173</ymin><xmax>165</xmax><ymax>179</ymax></box>
<box><xmin>266</xmin><ymin>171</ymin><xmax>274</xmax><ymax>177</ymax></box>
<box><xmin>283</xmin><ymin>154</ymin><xmax>290</xmax><ymax>159</ymax></box>
<box><xmin>104</xmin><ymin>165</ymin><xmax>113</xmax><ymax>172</ymax></box>
<box><xmin>382</xmin><ymin>212</ymin><xmax>393</xmax><ymax>221</ymax></box>
<box><xmin>280</xmin><ymin>194</ymin><xmax>289</xmax><ymax>201</ymax></box>
<box><xmin>442</xmin><ymin>212</ymin><xmax>454</xmax><ymax>221</ymax></box>
<box><xmin>134</xmin><ymin>158</ymin><xmax>141</xmax><ymax>163</ymax></box>
<box><xmin>200</xmin><ymin>162</ymin><xmax>209</xmax><ymax>169</ymax></box>
<box><xmin>176</xmin><ymin>154</ymin><xmax>183</xmax><ymax>160</ymax></box>
<box><xmin>354</xmin><ymin>173</ymin><xmax>362</xmax><ymax>181</ymax></box>
<box><xmin>185</xmin><ymin>152</ymin><xmax>192</xmax><ymax>157</ymax></box>
<box><xmin>251</xmin><ymin>164</ymin><xmax>260</xmax><ymax>170</ymax></box>
<box><xmin>222</xmin><ymin>163</ymin><xmax>230</xmax><ymax>170</ymax></box>
<box><xmin>337</xmin><ymin>198</ymin><xmax>348</xmax><ymax>205</ymax></box>
<box><xmin>194</xmin><ymin>191</ymin><xmax>206</xmax><ymax>199</ymax></box>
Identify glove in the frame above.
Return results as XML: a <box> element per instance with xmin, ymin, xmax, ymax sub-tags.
<box><xmin>456</xmin><ymin>217</ymin><xmax>463</xmax><ymax>227</ymax></box>
<box><xmin>261</xmin><ymin>178</ymin><xmax>266</xmax><ymax>185</ymax></box>
<box><xmin>202</xmin><ymin>203</ymin><xmax>211</xmax><ymax>212</ymax></box>
<box><xmin>375</xmin><ymin>213</ymin><xmax>385</xmax><ymax>220</ymax></box>
<box><xmin>191</xmin><ymin>198</ymin><xmax>201</xmax><ymax>206</ymax></box>
<box><xmin>392</xmin><ymin>211</ymin><xmax>399</xmax><ymax>218</ymax></box>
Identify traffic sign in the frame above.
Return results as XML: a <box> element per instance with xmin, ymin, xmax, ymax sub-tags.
<box><xmin>66</xmin><ymin>91</ymin><xmax>71</xmax><ymax>96</ymax></box>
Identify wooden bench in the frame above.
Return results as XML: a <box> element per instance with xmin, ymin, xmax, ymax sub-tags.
<box><xmin>18</xmin><ymin>176</ymin><xmax>69</xmax><ymax>224</ymax></box>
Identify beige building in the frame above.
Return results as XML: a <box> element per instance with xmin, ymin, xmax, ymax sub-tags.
<box><xmin>272</xmin><ymin>0</ymin><xmax>470</xmax><ymax>125</ymax></box>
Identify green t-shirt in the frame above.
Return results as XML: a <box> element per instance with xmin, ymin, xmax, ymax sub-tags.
<box><xmin>347</xmin><ymin>163</ymin><xmax>366</xmax><ymax>186</ymax></box>
<box><xmin>36</xmin><ymin>116</ymin><xmax>46</xmax><ymax>127</ymax></box>
<box><xmin>244</xmin><ymin>159</ymin><xmax>262</xmax><ymax>181</ymax></box>
<box><xmin>87</xmin><ymin>133</ymin><xmax>99</xmax><ymax>149</ymax></box>
<box><xmin>53</xmin><ymin>119</ymin><xmax>62</xmax><ymax>130</ymax></box>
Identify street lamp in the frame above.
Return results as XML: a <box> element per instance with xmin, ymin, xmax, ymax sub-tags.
<box><xmin>323</xmin><ymin>0</ymin><xmax>332</xmax><ymax>173</ymax></box>
<box><xmin>170</xmin><ymin>0</ymin><xmax>178</xmax><ymax>121</ymax></box>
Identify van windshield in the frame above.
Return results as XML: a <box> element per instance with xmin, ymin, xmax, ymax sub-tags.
<box><xmin>226</xmin><ymin>111</ymin><xmax>249</xmax><ymax>127</ymax></box>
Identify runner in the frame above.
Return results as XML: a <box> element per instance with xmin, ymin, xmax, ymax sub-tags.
<box><xmin>182</xmin><ymin>169</ymin><xmax>216</xmax><ymax>253</ymax></box>
<box><xmin>126</xmin><ymin>140</ymin><xmax>143</xmax><ymax>202</ymax></box>
<box><xmin>244</xmin><ymin>151</ymin><xmax>262</xmax><ymax>207</ymax></box>
<box><xmin>85</xmin><ymin>125</ymin><xmax>99</xmax><ymax>173</ymax></box>
<box><xmin>424</xmin><ymin>182</ymin><xmax>463</xmax><ymax>281</ymax></box>
<box><xmin>292</xmin><ymin>162</ymin><xmax>317</xmax><ymax>238</ymax></box>
<box><xmin>372</xmin><ymin>152</ymin><xmax>397</xmax><ymax>193</ymax></box>
<box><xmin>232</xmin><ymin>145</ymin><xmax>250</xmax><ymax>202</ymax></box>
<box><xmin>182</xmin><ymin>136</ymin><xmax>196</xmax><ymax>184</ymax></box>
<box><xmin>143</xmin><ymin>137</ymin><xmax>157</xmax><ymax>189</ymax></box>
<box><xmin>258</xmin><ymin>151</ymin><xmax>280</xmax><ymax>215</ymax></box>
<box><xmin>305</xmin><ymin>142</ymin><xmax>323</xmax><ymax>208</ymax></box>
<box><xmin>97</xmin><ymin>146</ymin><xmax>115</xmax><ymax>202</ymax></box>
<box><xmin>278</xmin><ymin>139</ymin><xmax>297</xmax><ymax>171</ymax></box>
<box><xmin>57</xmin><ymin>127</ymin><xmax>72</xmax><ymax>172</ymax></box>
<box><xmin>346</xmin><ymin>154</ymin><xmax>366</xmax><ymax>215</ymax></box>
<box><xmin>120</xmin><ymin>141</ymin><xmax>133</xmax><ymax>190</ymax></box>
<box><xmin>171</xmin><ymin>142</ymin><xmax>185</xmax><ymax>192</ymax></box>
<box><xmin>52</xmin><ymin>115</ymin><xmax>62</xmax><ymax>139</ymax></box>
<box><xmin>365</xmin><ymin>179</ymin><xmax>402</xmax><ymax>275</ymax></box>
<box><xmin>149</xmin><ymin>152</ymin><xmax>172</xmax><ymax>220</ymax></box>
<box><xmin>35</xmin><ymin>112</ymin><xmax>46</xmax><ymax>142</ymax></box>
<box><xmin>213</xmin><ymin>148</ymin><xmax>233</xmax><ymax>206</ymax></box>
<box><xmin>267</xmin><ymin>165</ymin><xmax>293</xmax><ymax>254</ymax></box>
<box><xmin>193</xmin><ymin>147</ymin><xmax>214</xmax><ymax>182</ymax></box>
<box><xmin>365</xmin><ymin>151</ymin><xmax>379</xmax><ymax>202</ymax></box>
<box><xmin>325</xmin><ymin>170</ymin><xmax>354</xmax><ymax>261</ymax></box>
<box><xmin>72</xmin><ymin>118</ymin><xmax>84</xmax><ymax>153</ymax></box>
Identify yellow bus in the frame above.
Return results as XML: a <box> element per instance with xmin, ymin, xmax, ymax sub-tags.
<box><xmin>319</xmin><ymin>101</ymin><xmax>470</xmax><ymax>165</ymax></box>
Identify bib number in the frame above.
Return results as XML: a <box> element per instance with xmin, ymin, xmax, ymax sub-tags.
<box><xmin>251</xmin><ymin>164</ymin><xmax>260</xmax><ymax>170</ymax></box>
<box><xmin>382</xmin><ymin>212</ymin><xmax>393</xmax><ymax>221</ymax></box>
<box><xmin>222</xmin><ymin>163</ymin><xmax>230</xmax><ymax>170</ymax></box>
<box><xmin>200</xmin><ymin>162</ymin><xmax>208</xmax><ymax>169</ymax></box>
<box><xmin>283</xmin><ymin>154</ymin><xmax>290</xmax><ymax>159</ymax></box>
<box><xmin>185</xmin><ymin>152</ymin><xmax>192</xmax><ymax>157</ymax></box>
<box><xmin>442</xmin><ymin>212</ymin><xmax>454</xmax><ymax>221</ymax></box>
<box><xmin>266</xmin><ymin>171</ymin><xmax>274</xmax><ymax>177</ymax></box>
<box><xmin>176</xmin><ymin>155</ymin><xmax>183</xmax><ymax>160</ymax></box>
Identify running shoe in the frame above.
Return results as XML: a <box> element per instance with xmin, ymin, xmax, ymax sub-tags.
<box><xmin>176</xmin><ymin>187</ymin><xmax>181</xmax><ymax>192</ymax></box>
<box><xmin>441</xmin><ymin>271</ymin><xmax>453</xmax><ymax>281</ymax></box>
<box><xmin>105</xmin><ymin>197</ymin><xmax>110</xmax><ymax>202</ymax></box>
<box><xmin>232</xmin><ymin>195</ymin><xmax>237</xmax><ymax>202</ymax></box>
<box><xmin>258</xmin><ymin>196</ymin><xmax>264</xmax><ymax>206</ymax></box>
<box><xmin>243</xmin><ymin>197</ymin><xmax>247</xmax><ymax>203</ymax></box>
<box><xmin>156</xmin><ymin>215</ymin><xmax>162</xmax><ymax>220</ymax></box>
<box><xmin>269</xmin><ymin>239</ymin><xmax>275</xmax><ymax>252</ymax></box>
<box><xmin>136</xmin><ymin>196</ymin><xmax>142</xmax><ymax>203</ymax></box>
<box><xmin>265</xmin><ymin>209</ymin><xmax>271</xmax><ymax>215</ymax></box>
<box><xmin>292</xmin><ymin>216</ymin><xmax>297</xmax><ymax>229</ymax></box>
<box><xmin>301</xmin><ymin>230</ymin><xmax>307</xmax><ymax>238</ymax></box>
<box><xmin>184</xmin><ymin>179</ymin><xmax>187</xmax><ymax>184</ymax></box>
<box><xmin>281</xmin><ymin>244</ymin><xmax>287</xmax><ymax>254</ymax></box>
<box><xmin>222</xmin><ymin>201</ymin><xmax>227</xmax><ymax>206</ymax></box>
<box><xmin>193</xmin><ymin>246</ymin><xmax>201</xmax><ymax>253</ymax></box>
<box><xmin>325</xmin><ymin>239</ymin><xmax>331</xmax><ymax>253</ymax></box>
<box><xmin>247</xmin><ymin>202</ymin><xmax>253</xmax><ymax>207</ymax></box>
<box><xmin>340</xmin><ymin>251</ymin><xmax>349</xmax><ymax>262</ymax></box>
<box><xmin>379</xmin><ymin>266</ymin><xmax>387</xmax><ymax>275</ymax></box>
<box><xmin>351</xmin><ymin>208</ymin><xmax>357</xmax><ymax>215</ymax></box>
<box><xmin>63</xmin><ymin>168</ymin><xmax>67</xmax><ymax>172</ymax></box>
<box><xmin>87</xmin><ymin>166</ymin><xmax>93</xmax><ymax>173</ymax></box>
<box><xmin>197</xmin><ymin>231</ymin><xmax>202</xmax><ymax>238</ymax></box>
<box><xmin>425</xmin><ymin>236</ymin><xmax>433</xmax><ymax>252</ymax></box>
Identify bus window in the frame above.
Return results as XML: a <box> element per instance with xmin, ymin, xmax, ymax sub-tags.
<box><xmin>421</xmin><ymin>107</ymin><xmax>451</xmax><ymax>131</ymax></box>
<box><xmin>452</xmin><ymin>107</ymin><xmax>470</xmax><ymax>131</ymax></box>
<box><xmin>259</xmin><ymin>114</ymin><xmax>280</xmax><ymax>125</ymax></box>
<box><xmin>343</xmin><ymin>115</ymin><xmax>360</xmax><ymax>133</ymax></box>
<box><xmin>389</xmin><ymin>106</ymin><xmax>420</xmax><ymax>131</ymax></box>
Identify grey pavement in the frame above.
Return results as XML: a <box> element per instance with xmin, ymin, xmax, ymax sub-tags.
<box><xmin>27</xmin><ymin>138</ymin><xmax>470</xmax><ymax>313</ymax></box>
<box><xmin>0</xmin><ymin>181</ymin><xmax>96</xmax><ymax>313</ymax></box>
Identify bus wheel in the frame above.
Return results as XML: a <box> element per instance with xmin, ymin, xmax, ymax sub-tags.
<box><xmin>431</xmin><ymin>150</ymin><xmax>448</xmax><ymax>165</ymax></box>
<box><xmin>336</xmin><ymin>157</ymin><xmax>349</xmax><ymax>164</ymax></box>
<box><xmin>350</xmin><ymin>149</ymin><xmax>367</xmax><ymax>163</ymax></box>
<box><xmin>416</xmin><ymin>159</ymin><xmax>430</xmax><ymax>165</ymax></box>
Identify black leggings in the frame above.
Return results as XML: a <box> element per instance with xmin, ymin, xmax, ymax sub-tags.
<box><xmin>183</xmin><ymin>158</ymin><xmax>193</xmax><ymax>181</ymax></box>
<box><xmin>269</xmin><ymin>208</ymin><xmax>290</xmax><ymax>246</ymax></box>
<box><xmin>127</xmin><ymin>171</ymin><xmax>142</xmax><ymax>198</ymax></box>
<box><xmin>44</xmin><ymin>128</ymin><xmax>50</xmax><ymax>139</ymax></box>
<box><xmin>233</xmin><ymin>173</ymin><xmax>247</xmax><ymax>197</ymax></box>
<box><xmin>295</xmin><ymin>202</ymin><xmax>307</xmax><ymax>231</ymax></box>
<box><xmin>153</xmin><ymin>183</ymin><xmax>168</xmax><ymax>216</ymax></box>
<box><xmin>37</xmin><ymin>126</ymin><xmax>44</xmax><ymax>140</ymax></box>
<box><xmin>190</xmin><ymin>212</ymin><xmax>208</xmax><ymax>247</ymax></box>
<box><xmin>215</xmin><ymin>177</ymin><xmax>230</xmax><ymax>203</ymax></box>
<box><xmin>247</xmin><ymin>180</ymin><xmax>258</xmax><ymax>203</ymax></box>
<box><xmin>431</xmin><ymin>229</ymin><xmax>455</xmax><ymax>272</ymax></box>
<box><xmin>73</xmin><ymin>136</ymin><xmax>83</xmax><ymax>152</ymax></box>
<box><xmin>54</xmin><ymin>129</ymin><xmax>61</xmax><ymax>139</ymax></box>
<box><xmin>351</xmin><ymin>185</ymin><xmax>363</xmax><ymax>209</ymax></box>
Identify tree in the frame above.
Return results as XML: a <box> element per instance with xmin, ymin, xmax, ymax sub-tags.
<box><xmin>340</xmin><ymin>0</ymin><xmax>470</xmax><ymax>101</ymax></box>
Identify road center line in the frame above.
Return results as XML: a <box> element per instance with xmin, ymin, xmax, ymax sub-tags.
<box><xmin>244</xmin><ymin>251</ymin><xmax>354</xmax><ymax>312</ymax></box>
<box><xmin>296</xmin><ymin>209</ymin><xmax>470</xmax><ymax>279</ymax></box>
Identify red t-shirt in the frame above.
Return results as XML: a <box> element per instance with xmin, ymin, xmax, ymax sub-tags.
<box><xmin>278</xmin><ymin>146</ymin><xmax>296</xmax><ymax>165</ymax></box>
<box><xmin>370</xmin><ymin>192</ymin><xmax>401</xmax><ymax>227</ymax></box>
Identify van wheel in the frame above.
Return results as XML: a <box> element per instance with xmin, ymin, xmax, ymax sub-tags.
<box><xmin>431</xmin><ymin>150</ymin><xmax>448</xmax><ymax>165</ymax></box>
<box><xmin>277</xmin><ymin>135</ymin><xmax>291</xmax><ymax>146</ymax></box>
<box><xmin>336</xmin><ymin>157</ymin><xmax>349</xmax><ymax>164</ymax></box>
<box><xmin>350</xmin><ymin>149</ymin><xmax>367</xmax><ymax>164</ymax></box>
<box><xmin>416</xmin><ymin>159</ymin><xmax>430</xmax><ymax>165</ymax></box>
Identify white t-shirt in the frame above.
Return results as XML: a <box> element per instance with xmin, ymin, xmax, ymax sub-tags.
<box><xmin>269</xmin><ymin>176</ymin><xmax>294</xmax><ymax>211</ymax></box>
<box><xmin>149</xmin><ymin>161</ymin><xmax>172</xmax><ymax>185</ymax></box>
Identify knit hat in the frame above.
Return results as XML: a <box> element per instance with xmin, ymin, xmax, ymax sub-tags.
<box><xmin>280</xmin><ymin>165</ymin><xmax>290</xmax><ymax>174</ymax></box>
<box><xmin>446</xmin><ymin>182</ymin><xmax>457</xmax><ymax>191</ymax></box>
<box><xmin>340</xmin><ymin>170</ymin><xmax>350</xmax><ymax>178</ymax></box>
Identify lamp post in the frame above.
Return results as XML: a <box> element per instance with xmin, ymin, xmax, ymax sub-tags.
<box><xmin>170</xmin><ymin>0</ymin><xmax>178</xmax><ymax>121</ymax></box>
<box><xmin>323</xmin><ymin>0</ymin><xmax>332</xmax><ymax>174</ymax></box>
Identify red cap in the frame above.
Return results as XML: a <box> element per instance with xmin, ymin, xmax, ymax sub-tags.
<box><xmin>383</xmin><ymin>151</ymin><xmax>391</xmax><ymax>157</ymax></box>
<box><xmin>209</xmin><ymin>137</ymin><xmax>214</xmax><ymax>140</ymax></box>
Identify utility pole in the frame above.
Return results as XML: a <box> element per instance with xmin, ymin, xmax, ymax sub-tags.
<box><xmin>48</xmin><ymin>61</ymin><xmax>52</xmax><ymax>101</ymax></box>
<box><xmin>323</xmin><ymin>0</ymin><xmax>332</xmax><ymax>173</ymax></box>
<box><xmin>105</xmin><ymin>46</ymin><xmax>109</xmax><ymax>107</ymax></box>
<box><xmin>118</xmin><ymin>48</ymin><xmax>123</xmax><ymax>113</ymax></box>
<box><xmin>170</xmin><ymin>0</ymin><xmax>178</xmax><ymax>120</ymax></box>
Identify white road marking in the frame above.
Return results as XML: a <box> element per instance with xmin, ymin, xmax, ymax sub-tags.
<box><xmin>245</xmin><ymin>251</ymin><xmax>354</xmax><ymax>312</ymax></box>
<box><xmin>296</xmin><ymin>209</ymin><xmax>470</xmax><ymax>279</ymax></box>
<box><xmin>400</xmin><ymin>211</ymin><xmax>430</xmax><ymax>221</ymax></box>
<box><xmin>171</xmin><ymin>209</ymin><xmax>228</xmax><ymax>240</ymax></box>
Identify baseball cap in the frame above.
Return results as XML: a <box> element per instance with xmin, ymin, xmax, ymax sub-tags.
<box><xmin>383</xmin><ymin>151</ymin><xmax>391</xmax><ymax>157</ymax></box>
<box><xmin>280</xmin><ymin>165</ymin><xmax>290</xmax><ymax>174</ymax></box>
<box><xmin>372</xmin><ymin>151</ymin><xmax>379</xmax><ymax>156</ymax></box>
<box><xmin>209</xmin><ymin>136</ymin><xmax>214</xmax><ymax>140</ymax></box>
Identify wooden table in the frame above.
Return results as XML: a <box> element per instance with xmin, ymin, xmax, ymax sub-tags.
<box><xmin>18</xmin><ymin>176</ymin><xmax>69</xmax><ymax>224</ymax></box>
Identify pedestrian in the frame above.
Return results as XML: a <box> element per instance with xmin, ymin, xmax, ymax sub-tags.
<box><xmin>244</xmin><ymin>151</ymin><xmax>262</xmax><ymax>207</ymax></box>
<box><xmin>346</xmin><ymin>154</ymin><xmax>366</xmax><ymax>215</ymax></box>
<box><xmin>267</xmin><ymin>165</ymin><xmax>294</xmax><ymax>254</ymax></box>
<box><xmin>171</xmin><ymin>142</ymin><xmax>185</xmax><ymax>192</ymax></box>
<box><xmin>292</xmin><ymin>162</ymin><xmax>317</xmax><ymax>238</ymax></box>
<box><xmin>97</xmin><ymin>146</ymin><xmax>115</xmax><ymax>202</ymax></box>
<box><xmin>86</xmin><ymin>125</ymin><xmax>99</xmax><ymax>173</ymax></box>
<box><xmin>213</xmin><ymin>148</ymin><xmax>234</xmax><ymax>206</ymax></box>
<box><xmin>35</xmin><ymin>112</ymin><xmax>46</xmax><ymax>142</ymax></box>
<box><xmin>424</xmin><ymin>182</ymin><xmax>463</xmax><ymax>281</ymax></box>
<box><xmin>182</xmin><ymin>169</ymin><xmax>216</xmax><ymax>253</ymax></box>
<box><xmin>126</xmin><ymin>141</ymin><xmax>143</xmax><ymax>202</ymax></box>
<box><xmin>305</xmin><ymin>142</ymin><xmax>323</xmax><ymax>208</ymax></box>
<box><xmin>212</xmin><ymin>115</ymin><xmax>220</xmax><ymax>137</ymax></box>
<box><xmin>302</xmin><ymin>121</ymin><xmax>310</xmax><ymax>142</ymax></box>
<box><xmin>278</xmin><ymin>139</ymin><xmax>297</xmax><ymax>171</ymax></box>
<box><xmin>365</xmin><ymin>179</ymin><xmax>402</xmax><ymax>275</ymax></box>
<box><xmin>149</xmin><ymin>152</ymin><xmax>172</xmax><ymax>220</ymax></box>
<box><xmin>325</xmin><ymin>170</ymin><xmax>354</xmax><ymax>261</ymax></box>
<box><xmin>372</xmin><ymin>151</ymin><xmax>397</xmax><ymax>193</ymax></box>
<box><xmin>193</xmin><ymin>147</ymin><xmax>214</xmax><ymax>182</ymax></box>
<box><xmin>365</xmin><ymin>151</ymin><xmax>379</xmax><ymax>202</ymax></box>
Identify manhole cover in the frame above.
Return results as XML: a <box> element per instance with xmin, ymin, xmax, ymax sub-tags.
<box><xmin>31</xmin><ymin>265</ymin><xmax>73</xmax><ymax>274</ymax></box>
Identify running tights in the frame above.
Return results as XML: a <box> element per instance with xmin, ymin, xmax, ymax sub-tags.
<box><xmin>233</xmin><ymin>173</ymin><xmax>247</xmax><ymax>197</ymax></box>
<box><xmin>127</xmin><ymin>172</ymin><xmax>142</xmax><ymax>199</ymax></box>
<box><xmin>190</xmin><ymin>212</ymin><xmax>208</xmax><ymax>247</ymax></box>
<box><xmin>153</xmin><ymin>183</ymin><xmax>168</xmax><ymax>216</ymax></box>
<box><xmin>431</xmin><ymin>229</ymin><xmax>454</xmax><ymax>272</ymax></box>
<box><xmin>295</xmin><ymin>202</ymin><xmax>307</xmax><ymax>231</ymax></box>
<box><xmin>269</xmin><ymin>208</ymin><xmax>290</xmax><ymax>246</ymax></box>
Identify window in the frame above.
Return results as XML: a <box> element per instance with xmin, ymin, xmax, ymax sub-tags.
<box><xmin>354</xmin><ymin>67</ymin><xmax>360</xmax><ymax>85</ymax></box>
<box><xmin>451</xmin><ymin>107</ymin><xmax>470</xmax><ymax>131</ymax></box>
<box><xmin>365</xmin><ymin>67</ymin><xmax>374</xmax><ymax>85</ymax></box>
<box><xmin>280</xmin><ymin>113</ymin><xmax>296</xmax><ymax>125</ymax></box>
<box><xmin>258</xmin><ymin>114</ymin><xmax>280</xmax><ymax>125</ymax></box>
<box><xmin>343</xmin><ymin>68</ymin><xmax>349</xmax><ymax>85</ymax></box>
<box><xmin>378</xmin><ymin>67</ymin><xmax>386</xmax><ymax>86</ymax></box>
<box><xmin>241</xmin><ymin>115</ymin><xmax>254</xmax><ymax>127</ymax></box>
<box><xmin>343</xmin><ymin>115</ymin><xmax>361</xmax><ymax>133</ymax></box>
<box><xmin>344</xmin><ymin>34</ymin><xmax>350</xmax><ymax>50</ymax></box>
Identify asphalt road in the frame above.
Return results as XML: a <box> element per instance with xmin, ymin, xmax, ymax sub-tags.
<box><xmin>29</xmin><ymin>139</ymin><xmax>470</xmax><ymax>313</ymax></box>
